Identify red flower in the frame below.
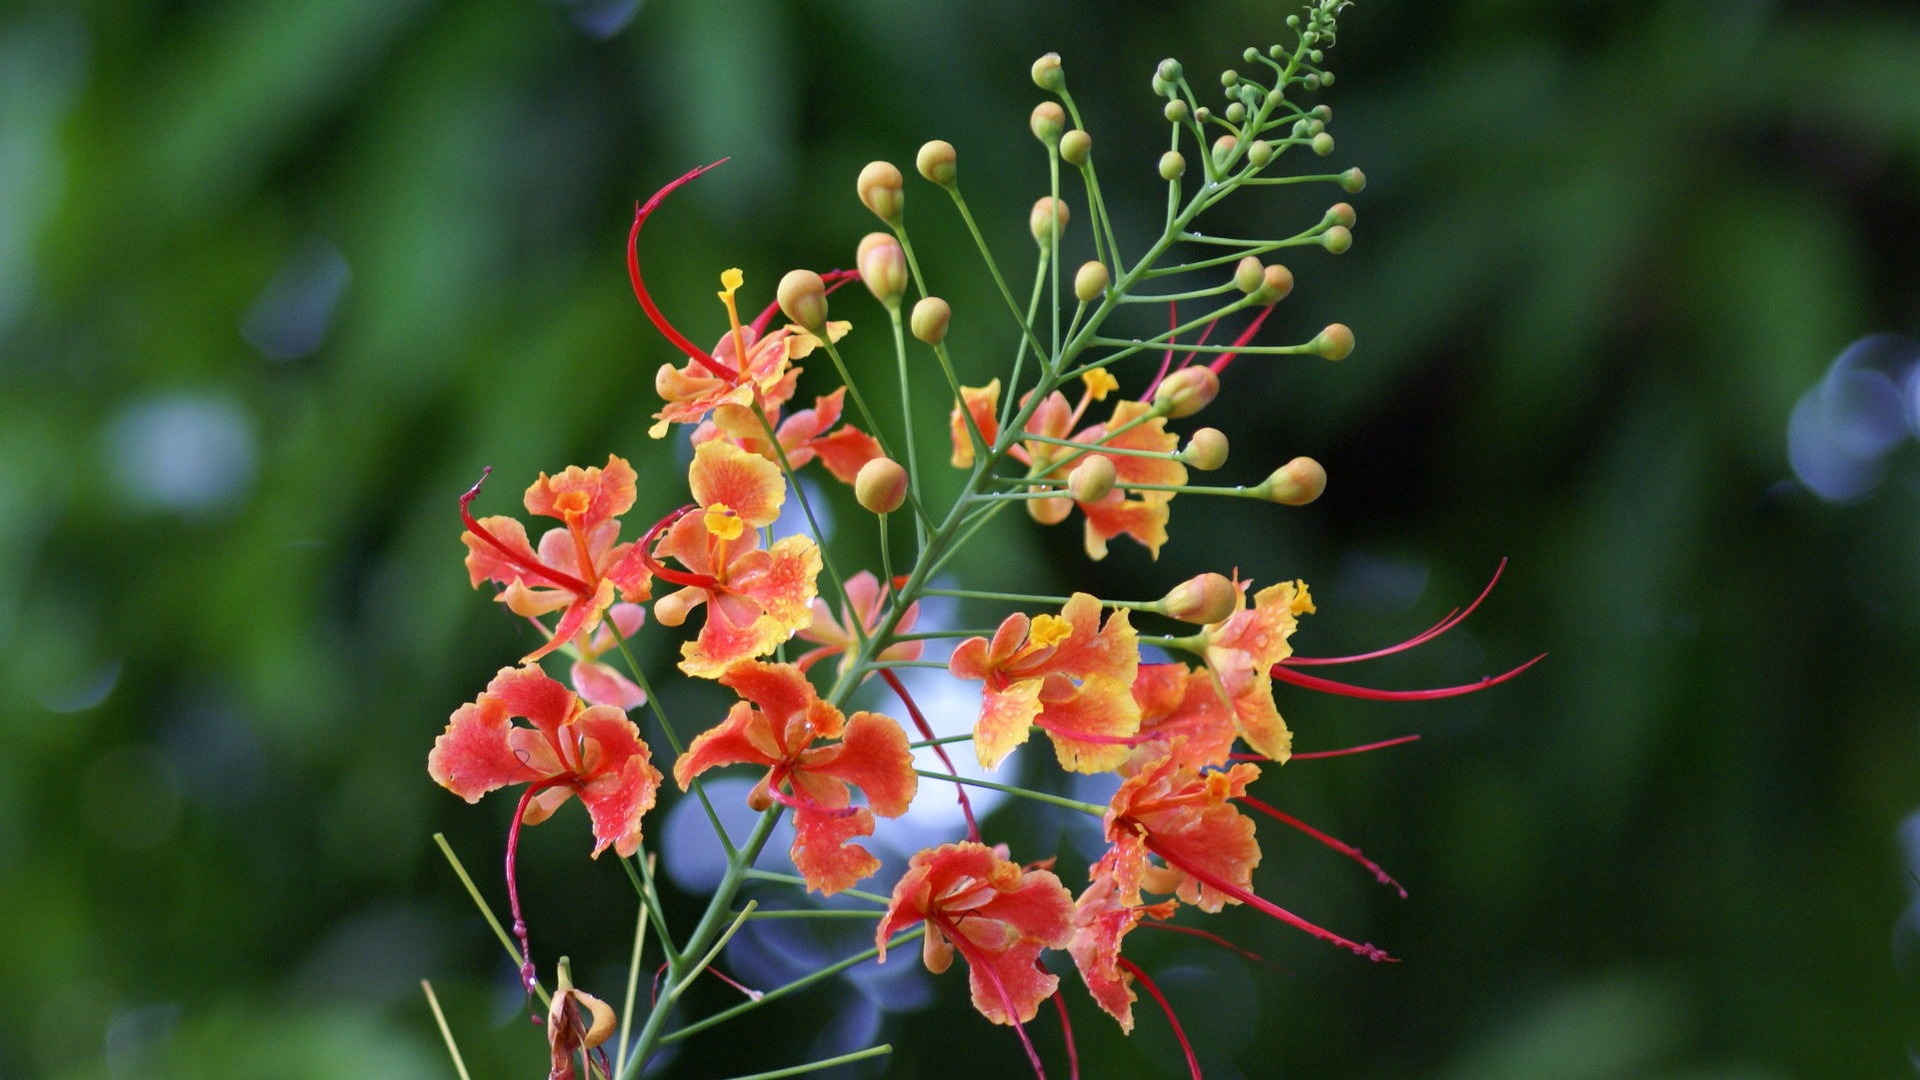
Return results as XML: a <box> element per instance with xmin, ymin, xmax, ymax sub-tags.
<box><xmin>673</xmin><ymin>661</ymin><xmax>917</xmax><ymax>895</ymax></box>
<box><xmin>948</xmin><ymin>593</ymin><xmax>1140</xmax><ymax>773</ymax></box>
<box><xmin>460</xmin><ymin>456</ymin><xmax>652</xmax><ymax>664</ymax></box>
<box><xmin>428</xmin><ymin>665</ymin><xmax>662</xmax><ymax>859</ymax></box>
<box><xmin>877</xmin><ymin>842</ymin><xmax>1075</xmax><ymax>1026</ymax></box>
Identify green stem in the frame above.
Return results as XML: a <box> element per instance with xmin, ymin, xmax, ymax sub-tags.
<box><xmin>913</xmin><ymin>769</ymin><xmax>1106</xmax><ymax>816</ymax></box>
<box><xmin>944</xmin><ymin>185</ymin><xmax>1052</xmax><ymax>367</ymax></box>
<box><xmin>889</xmin><ymin>308</ymin><xmax>927</xmax><ymax>554</ymax></box>
<box><xmin>742</xmin><ymin>869</ymin><xmax>892</xmax><ymax>906</ymax></box>
<box><xmin>432</xmin><ymin>834</ymin><xmax>552</xmax><ymax>1009</ymax></box>
<box><xmin>660</xmin><ymin>929</ymin><xmax>926</xmax><ymax>1045</ymax></box>
<box><xmin>717</xmin><ymin>1045</ymin><xmax>893</xmax><ymax>1080</ymax></box>
<box><xmin>740</xmin><ymin>908</ymin><xmax>883</xmax><ymax>921</ymax></box>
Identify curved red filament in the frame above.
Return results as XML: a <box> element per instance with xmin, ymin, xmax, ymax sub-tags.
<box><xmin>460</xmin><ymin>468</ymin><xmax>592</xmax><ymax>595</ymax></box>
<box><xmin>627</xmin><ymin>160</ymin><xmax>737</xmax><ymax>382</ymax></box>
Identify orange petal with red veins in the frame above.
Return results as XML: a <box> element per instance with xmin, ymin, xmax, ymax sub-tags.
<box><xmin>689</xmin><ymin>441</ymin><xmax>786</xmax><ymax>529</ymax></box>
<box><xmin>572</xmin><ymin>707</ymin><xmax>662</xmax><ymax>858</ymax></box>
<box><xmin>1226</xmin><ymin>673</ymin><xmax>1293</xmax><ymax>763</ymax></box>
<box><xmin>719</xmin><ymin>661</ymin><xmax>820</xmax><ymax>734</ymax></box>
<box><xmin>1079</xmin><ymin>492</ymin><xmax>1172</xmax><ymax>561</ymax></box>
<box><xmin>430</xmin><ymin>695</ymin><xmax>540</xmax><ymax>801</ymax></box>
<box><xmin>1034</xmin><ymin>675</ymin><xmax>1139</xmax><ymax>774</ymax></box>
<box><xmin>803</xmin><ymin>711</ymin><xmax>917</xmax><ymax>816</ymax></box>
<box><xmin>1132</xmin><ymin>664</ymin><xmax>1238</xmax><ymax>771</ymax></box>
<box><xmin>791</xmin><ymin>805</ymin><xmax>881</xmax><ymax>895</ymax></box>
<box><xmin>525</xmin><ymin>579</ymin><xmax>618</xmax><ymax>664</ymax></box>
<box><xmin>674</xmin><ymin>701</ymin><xmax>777</xmax><ymax>789</ymax></box>
<box><xmin>485</xmin><ymin>665</ymin><xmax>581</xmax><ymax>739</ymax></box>
<box><xmin>570</xmin><ymin>657</ymin><xmax>646</xmax><ymax>711</ymax></box>
<box><xmin>1046</xmin><ymin>594</ymin><xmax>1137</xmax><ymax>685</ymax></box>
<box><xmin>972</xmin><ymin>678</ymin><xmax>1044</xmax><ymax>770</ymax></box>
<box><xmin>524</xmin><ymin>456</ymin><xmax>638</xmax><ymax>530</ymax></box>
<box><xmin>462</xmin><ymin>515</ymin><xmax>541</xmax><ymax>588</ymax></box>
<box><xmin>949</xmin><ymin>380</ymin><xmax>1002</xmax><ymax>468</ymax></box>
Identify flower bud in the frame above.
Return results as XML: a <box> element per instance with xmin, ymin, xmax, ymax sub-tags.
<box><xmin>777</xmin><ymin>269</ymin><xmax>828</xmax><ymax>332</ymax></box>
<box><xmin>655</xmin><ymin>589</ymin><xmax>697</xmax><ymax>628</ymax></box>
<box><xmin>857</xmin><ymin>232</ymin><xmax>907</xmax><ymax>308</ymax></box>
<box><xmin>1319</xmin><ymin>71</ymin><xmax>1336</xmax><ymax>88</ymax></box>
<box><xmin>1234</xmin><ymin>256</ymin><xmax>1264</xmax><ymax>294</ymax></box>
<box><xmin>1248</xmin><ymin>139</ymin><xmax>1274</xmax><ymax>168</ymax></box>
<box><xmin>1059</xmin><ymin>129</ymin><xmax>1092</xmax><ymax>166</ymax></box>
<box><xmin>910</xmin><ymin>296</ymin><xmax>951</xmax><ymax>344</ymax></box>
<box><xmin>1180</xmin><ymin>427</ymin><xmax>1228</xmax><ymax>471</ymax></box>
<box><xmin>1030</xmin><ymin>101</ymin><xmax>1066</xmax><ymax>145</ymax></box>
<box><xmin>855</xmin><ymin>457</ymin><xmax>909</xmax><ymax>514</ymax></box>
<box><xmin>1255</xmin><ymin>264</ymin><xmax>1294</xmax><ymax>304</ymax></box>
<box><xmin>1339</xmin><ymin>167</ymin><xmax>1367</xmax><ymax>193</ymax></box>
<box><xmin>1309</xmin><ymin>48</ymin><xmax>1325</xmax><ymax>64</ymax></box>
<box><xmin>1163</xmin><ymin>99</ymin><xmax>1189</xmax><ymax>123</ymax></box>
<box><xmin>1074</xmin><ymin>260</ymin><xmax>1110</xmax><ymax>303</ymax></box>
<box><xmin>1302</xmin><ymin>72</ymin><xmax>1322</xmax><ymax>91</ymax></box>
<box><xmin>1328</xmin><ymin>202</ymin><xmax>1356</xmax><ymax>228</ymax></box>
<box><xmin>1320</xmin><ymin>225</ymin><xmax>1352</xmax><ymax>254</ymax></box>
<box><xmin>1242</xmin><ymin>47</ymin><xmax>1260</xmax><ymax>63</ymax></box>
<box><xmin>857</xmin><ymin>161</ymin><xmax>905</xmax><ymax>224</ymax></box>
<box><xmin>1193</xmin><ymin>107</ymin><xmax>1211</xmax><ymax>123</ymax></box>
<box><xmin>1311</xmin><ymin>323</ymin><xmax>1354</xmax><ymax>361</ymax></box>
<box><xmin>1260</xmin><ymin>456</ymin><xmax>1327</xmax><ymax>506</ymax></box>
<box><xmin>1310</xmin><ymin>104</ymin><xmax>1332</xmax><ymax>122</ymax></box>
<box><xmin>1220</xmin><ymin>68</ymin><xmax>1239</xmax><ymax>88</ymax></box>
<box><xmin>1311</xmin><ymin>132</ymin><xmax>1335</xmax><ymax>157</ymax></box>
<box><xmin>1031</xmin><ymin>52</ymin><xmax>1064</xmax><ymax>91</ymax></box>
<box><xmin>1162</xmin><ymin>572</ymin><xmax>1236</xmax><ymax>624</ymax></box>
<box><xmin>1305</xmin><ymin>118</ymin><xmax>1325</xmax><ymax>137</ymax></box>
<box><xmin>1027</xmin><ymin>493</ymin><xmax>1074</xmax><ymax>525</ymax></box>
<box><xmin>1029</xmin><ymin>196</ymin><xmax>1070</xmax><ymax>247</ymax></box>
<box><xmin>916</xmin><ymin>140</ymin><xmax>957</xmax><ymax>187</ymax></box>
<box><xmin>1157</xmin><ymin>58</ymin><xmax>1183</xmax><ymax>83</ymax></box>
<box><xmin>1211</xmin><ymin>134</ymin><xmax>1237</xmax><ymax>169</ymax></box>
<box><xmin>1153</xmin><ymin>366</ymin><xmax>1219</xmax><ymax>418</ymax></box>
<box><xmin>1159</xmin><ymin>150</ymin><xmax>1187</xmax><ymax>180</ymax></box>
<box><xmin>1066</xmin><ymin>455</ymin><xmax>1117</xmax><ymax>503</ymax></box>
<box><xmin>1225</xmin><ymin>102</ymin><xmax>1247</xmax><ymax>124</ymax></box>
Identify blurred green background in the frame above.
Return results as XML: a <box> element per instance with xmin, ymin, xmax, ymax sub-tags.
<box><xmin>5</xmin><ymin>0</ymin><xmax>1919</xmax><ymax>1076</ymax></box>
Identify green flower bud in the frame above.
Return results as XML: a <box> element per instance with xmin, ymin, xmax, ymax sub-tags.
<box><xmin>916</xmin><ymin>140</ymin><xmax>957</xmax><ymax>187</ymax></box>
<box><xmin>1306</xmin><ymin>118</ymin><xmax>1325</xmax><ymax>136</ymax></box>
<box><xmin>1220</xmin><ymin>68</ymin><xmax>1239</xmax><ymax>88</ymax></box>
<box><xmin>1162</xmin><ymin>572</ymin><xmax>1236</xmax><ymax>623</ymax></box>
<box><xmin>1312</xmin><ymin>323</ymin><xmax>1354</xmax><ymax>361</ymax></box>
<box><xmin>1320</xmin><ymin>225</ymin><xmax>1352</xmax><ymax>254</ymax></box>
<box><xmin>1066</xmin><ymin>455</ymin><xmax>1117</xmax><ymax>503</ymax></box>
<box><xmin>1260</xmin><ymin>456</ymin><xmax>1327</xmax><ymax>506</ymax></box>
<box><xmin>858</xmin><ymin>161</ymin><xmax>905</xmax><ymax>224</ymax></box>
<box><xmin>1320</xmin><ymin>71</ymin><xmax>1336</xmax><ymax>87</ymax></box>
<box><xmin>857</xmin><ymin>232</ymin><xmax>907</xmax><ymax>308</ymax></box>
<box><xmin>1242</xmin><ymin>47</ymin><xmax>1260</xmax><ymax>63</ymax></box>
<box><xmin>910</xmin><ymin>296</ymin><xmax>951</xmax><ymax>345</ymax></box>
<box><xmin>1193</xmin><ymin>106</ymin><xmax>1211</xmax><ymax>123</ymax></box>
<box><xmin>1234</xmin><ymin>255</ymin><xmax>1264</xmax><ymax>294</ymax></box>
<box><xmin>776</xmin><ymin>269</ymin><xmax>828</xmax><ymax>332</ymax></box>
<box><xmin>1180</xmin><ymin>427</ymin><xmax>1229</xmax><ymax>471</ymax></box>
<box><xmin>1151</xmin><ymin>73</ymin><xmax>1169</xmax><ymax>97</ymax></box>
<box><xmin>1159</xmin><ymin>150</ymin><xmax>1187</xmax><ymax>180</ymax></box>
<box><xmin>1310</xmin><ymin>104</ymin><xmax>1332</xmax><ymax>122</ymax></box>
<box><xmin>1164</xmin><ymin>99</ymin><xmax>1190</xmax><ymax>123</ymax></box>
<box><xmin>1339</xmin><ymin>167</ymin><xmax>1367</xmax><ymax>193</ymax></box>
<box><xmin>1225</xmin><ymin>102</ymin><xmax>1246</xmax><ymax>124</ymax></box>
<box><xmin>1211</xmin><ymin>134</ymin><xmax>1238</xmax><ymax>169</ymax></box>
<box><xmin>1157</xmin><ymin>58</ymin><xmax>1183</xmax><ymax>83</ymax></box>
<box><xmin>1311</xmin><ymin>132</ymin><xmax>1335</xmax><ymax>157</ymax></box>
<box><xmin>1248</xmin><ymin>139</ymin><xmax>1274</xmax><ymax>168</ymax></box>
<box><xmin>1030</xmin><ymin>101</ymin><xmax>1066</xmax><ymax>146</ymax></box>
<box><xmin>1303</xmin><ymin>73</ymin><xmax>1322</xmax><ymax>91</ymax></box>
<box><xmin>1255</xmin><ymin>264</ymin><xmax>1294</xmax><ymax>303</ymax></box>
<box><xmin>1328</xmin><ymin>202</ymin><xmax>1356</xmax><ymax>227</ymax></box>
<box><xmin>1028</xmin><ymin>196</ymin><xmax>1070</xmax><ymax>247</ymax></box>
<box><xmin>1074</xmin><ymin>260</ymin><xmax>1110</xmax><ymax>303</ymax></box>
<box><xmin>1059</xmin><ymin>129</ymin><xmax>1092</xmax><ymax>167</ymax></box>
<box><xmin>1285</xmin><ymin>15</ymin><xmax>1300</xmax><ymax>28</ymax></box>
<box><xmin>1309</xmin><ymin>49</ymin><xmax>1325</xmax><ymax>63</ymax></box>
<box><xmin>1153</xmin><ymin>366</ymin><xmax>1219</xmax><ymax>418</ymax></box>
<box><xmin>1031</xmin><ymin>52</ymin><xmax>1064</xmax><ymax>92</ymax></box>
<box><xmin>855</xmin><ymin>457</ymin><xmax>909</xmax><ymax>514</ymax></box>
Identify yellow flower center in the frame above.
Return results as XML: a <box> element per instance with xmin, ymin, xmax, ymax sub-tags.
<box><xmin>703</xmin><ymin>502</ymin><xmax>745</xmax><ymax>541</ymax></box>
<box><xmin>1028</xmin><ymin>614</ymin><xmax>1072</xmax><ymax>648</ymax></box>
<box><xmin>717</xmin><ymin>268</ymin><xmax>750</xmax><ymax>374</ymax></box>
<box><xmin>1081</xmin><ymin>368</ymin><xmax>1119</xmax><ymax>401</ymax></box>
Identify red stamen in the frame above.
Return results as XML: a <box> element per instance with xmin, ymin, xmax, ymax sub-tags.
<box><xmin>704</xmin><ymin>967</ymin><xmax>763</xmax><ymax>1001</ymax></box>
<box><xmin>1204</xmin><ymin>303</ymin><xmax>1275</xmax><ymax>377</ymax></box>
<box><xmin>635</xmin><ymin>504</ymin><xmax>723</xmax><ymax>591</ymax></box>
<box><xmin>1269</xmin><ymin>653</ymin><xmax>1544</xmax><ymax>701</ymax></box>
<box><xmin>880</xmin><ymin>670</ymin><xmax>982</xmax><ymax>843</ymax></box>
<box><xmin>1137</xmin><ymin>921</ymin><xmax>1285</xmax><ymax>971</ymax></box>
<box><xmin>1115</xmin><ymin>958</ymin><xmax>1202</xmax><ymax>1080</ymax></box>
<box><xmin>1239</xmin><ymin>796</ymin><xmax>1407</xmax><ymax>898</ymax></box>
<box><xmin>1286</xmin><ymin>559</ymin><xmax>1507</xmax><ymax>666</ymax></box>
<box><xmin>649</xmin><ymin>961</ymin><xmax>669</xmax><ymax>1007</ymax></box>
<box><xmin>1144</xmin><ymin>838</ymin><xmax>1393</xmax><ymax>962</ymax></box>
<box><xmin>1177</xmin><ymin>315</ymin><xmax>1220</xmax><ymax>370</ymax></box>
<box><xmin>628</xmin><ymin>160</ymin><xmax>737</xmax><ymax>381</ymax></box>
<box><xmin>506</xmin><ymin>780</ymin><xmax>563</xmax><ymax>1016</ymax></box>
<box><xmin>460</xmin><ymin>468</ymin><xmax>593</xmax><ymax>595</ymax></box>
<box><xmin>1051</xmin><ymin>990</ymin><xmax>1080</xmax><ymax>1080</ymax></box>
<box><xmin>1140</xmin><ymin>302</ymin><xmax>1182</xmax><ymax>400</ymax></box>
<box><xmin>932</xmin><ymin>913</ymin><xmax>1047</xmax><ymax>1080</ymax></box>
<box><xmin>1236</xmin><ymin>734</ymin><xmax>1422</xmax><ymax>761</ymax></box>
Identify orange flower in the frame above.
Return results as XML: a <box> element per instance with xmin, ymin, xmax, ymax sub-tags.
<box><xmin>460</xmin><ymin>456</ymin><xmax>653</xmax><ymax>664</ymax></box>
<box><xmin>694</xmin><ymin>388</ymin><xmax>883</xmax><ymax>485</ymax></box>
<box><xmin>948</xmin><ymin>593</ymin><xmax>1140</xmax><ymax>773</ymax></box>
<box><xmin>1198</xmin><ymin>577</ymin><xmax>1315</xmax><ymax>763</ymax></box>
<box><xmin>793</xmin><ymin>570</ymin><xmax>922</xmax><ymax>679</ymax></box>
<box><xmin>428</xmin><ymin>665</ymin><xmax>662</xmax><ymax>859</ymax></box>
<box><xmin>644</xmin><ymin>441</ymin><xmax>822</xmax><ymax>679</ymax></box>
<box><xmin>876</xmin><ymin>842</ymin><xmax>1074</xmax><ymax>1026</ymax></box>
<box><xmin>674</xmin><ymin>661</ymin><xmax>917</xmax><ymax>895</ymax></box>
<box><xmin>946</xmin><ymin>376</ymin><xmax>1187</xmax><ymax>559</ymax></box>
<box><xmin>1126</xmin><ymin>662</ymin><xmax>1237</xmax><ymax>772</ymax></box>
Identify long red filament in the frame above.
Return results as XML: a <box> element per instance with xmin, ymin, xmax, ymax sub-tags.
<box><xmin>1050</xmin><ymin>990</ymin><xmax>1080</xmax><ymax>1080</ymax></box>
<box><xmin>879</xmin><ymin>670</ymin><xmax>982</xmax><ymax>843</ymax></box>
<box><xmin>1136</xmin><ymin>921</ymin><xmax>1285</xmax><ymax>971</ymax></box>
<box><xmin>1115</xmin><ymin>958</ymin><xmax>1202</xmax><ymax>1080</ymax></box>
<box><xmin>1239</xmin><ymin>795</ymin><xmax>1407</xmax><ymax>898</ymax></box>
<box><xmin>635</xmin><ymin>505</ymin><xmax>723</xmax><ymax>591</ymax></box>
<box><xmin>506</xmin><ymin>780</ymin><xmax>562</xmax><ymax>1017</ymax></box>
<box><xmin>460</xmin><ymin>468</ymin><xmax>593</xmax><ymax>595</ymax></box>
<box><xmin>1145</xmin><ymin>838</ymin><xmax>1393</xmax><ymax>961</ymax></box>
<box><xmin>1285</xmin><ymin>559</ymin><xmax>1507</xmax><ymax>666</ymax></box>
<box><xmin>1270</xmin><ymin>653</ymin><xmax>1544</xmax><ymax>701</ymax></box>
<box><xmin>932</xmin><ymin>913</ymin><xmax>1047</xmax><ymax>1079</ymax></box>
<box><xmin>1263</xmin><ymin>734</ymin><xmax>1423</xmax><ymax>761</ymax></box>
<box><xmin>1140</xmin><ymin>302</ymin><xmax>1182</xmax><ymax>400</ymax></box>
<box><xmin>1204</xmin><ymin>303</ymin><xmax>1275</xmax><ymax>377</ymax></box>
<box><xmin>628</xmin><ymin>160</ymin><xmax>737</xmax><ymax>381</ymax></box>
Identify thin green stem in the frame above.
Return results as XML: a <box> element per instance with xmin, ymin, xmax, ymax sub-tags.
<box><xmin>944</xmin><ymin>185</ymin><xmax>1052</xmax><ymax>366</ymax></box>
<box><xmin>718</xmin><ymin>1045</ymin><xmax>893</xmax><ymax>1080</ymax></box>
<box><xmin>743</xmin><ymin>869</ymin><xmax>892</xmax><ymax>907</ymax></box>
<box><xmin>913</xmin><ymin>769</ymin><xmax>1106</xmax><ymax>816</ymax></box>
<box><xmin>909</xmin><ymin>731</ymin><xmax>977</xmax><ymax>749</ymax></box>
<box><xmin>619</xmin><ymin>854</ymin><xmax>676</xmax><ymax>963</ymax></box>
<box><xmin>605</xmin><ymin>628</ymin><xmax>732</xmax><ymax>857</ymax></box>
<box><xmin>922</xmin><ymin>586</ymin><xmax>1163</xmax><ymax>611</ymax></box>
<box><xmin>668</xmin><ymin>901</ymin><xmax>757</xmax><ymax>1002</ymax></box>
<box><xmin>661</xmin><ymin>929</ymin><xmax>926</xmax><ymax>1045</ymax></box>
<box><xmin>888</xmin><ymin>308</ymin><xmax>927</xmax><ymax>554</ymax></box>
<box><xmin>420</xmin><ymin>981</ymin><xmax>474</xmax><ymax>1080</ymax></box>
<box><xmin>432</xmin><ymin>834</ymin><xmax>552</xmax><ymax>1009</ymax></box>
<box><xmin>614</xmin><ymin>858</ymin><xmax>653</xmax><ymax>1080</ymax></box>
<box><xmin>1117</xmin><ymin>279</ymin><xmax>1244</xmax><ymax>304</ymax></box>
<box><xmin>740</xmin><ymin>908</ymin><xmax>884</xmax><ymax>921</ymax></box>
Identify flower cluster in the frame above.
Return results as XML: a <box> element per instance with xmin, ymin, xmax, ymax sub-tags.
<box><xmin>426</xmin><ymin>4</ymin><xmax>1534</xmax><ymax>1078</ymax></box>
